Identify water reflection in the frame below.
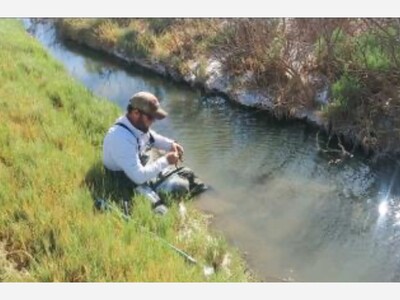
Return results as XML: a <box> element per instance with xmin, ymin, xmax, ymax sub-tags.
<box><xmin>23</xmin><ymin>19</ymin><xmax>400</xmax><ymax>282</ymax></box>
<box><xmin>379</xmin><ymin>201</ymin><xmax>389</xmax><ymax>217</ymax></box>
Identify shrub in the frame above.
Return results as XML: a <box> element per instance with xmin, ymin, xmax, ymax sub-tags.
<box><xmin>354</xmin><ymin>32</ymin><xmax>392</xmax><ymax>71</ymax></box>
<box><xmin>331</xmin><ymin>73</ymin><xmax>364</xmax><ymax>111</ymax></box>
<box><xmin>147</xmin><ymin>18</ymin><xmax>177</xmax><ymax>35</ymax></box>
<box><xmin>118</xmin><ymin>29</ymin><xmax>155</xmax><ymax>58</ymax></box>
<box><xmin>92</xmin><ymin>20</ymin><xmax>121</xmax><ymax>48</ymax></box>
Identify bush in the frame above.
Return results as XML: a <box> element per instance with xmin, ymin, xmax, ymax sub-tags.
<box><xmin>147</xmin><ymin>18</ymin><xmax>177</xmax><ymax>35</ymax></box>
<box><xmin>354</xmin><ymin>32</ymin><xmax>392</xmax><ymax>71</ymax></box>
<box><xmin>92</xmin><ymin>20</ymin><xmax>121</xmax><ymax>48</ymax></box>
<box><xmin>118</xmin><ymin>29</ymin><xmax>155</xmax><ymax>58</ymax></box>
<box><xmin>315</xmin><ymin>23</ymin><xmax>397</xmax><ymax>74</ymax></box>
<box><xmin>331</xmin><ymin>73</ymin><xmax>364</xmax><ymax>111</ymax></box>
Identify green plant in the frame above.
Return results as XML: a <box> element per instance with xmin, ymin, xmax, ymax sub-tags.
<box><xmin>331</xmin><ymin>73</ymin><xmax>364</xmax><ymax>111</ymax></box>
<box><xmin>354</xmin><ymin>32</ymin><xmax>392</xmax><ymax>71</ymax></box>
<box><xmin>118</xmin><ymin>29</ymin><xmax>155</xmax><ymax>58</ymax></box>
<box><xmin>92</xmin><ymin>20</ymin><xmax>121</xmax><ymax>48</ymax></box>
<box><xmin>147</xmin><ymin>18</ymin><xmax>177</xmax><ymax>35</ymax></box>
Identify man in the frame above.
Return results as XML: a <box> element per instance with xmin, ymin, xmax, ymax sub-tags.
<box><xmin>102</xmin><ymin>91</ymin><xmax>183</xmax><ymax>214</ymax></box>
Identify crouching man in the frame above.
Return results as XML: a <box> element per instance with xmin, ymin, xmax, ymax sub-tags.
<box><xmin>103</xmin><ymin>92</ymin><xmax>205</xmax><ymax>214</ymax></box>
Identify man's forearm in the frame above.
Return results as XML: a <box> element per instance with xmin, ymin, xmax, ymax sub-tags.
<box><xmin>123</xmin><ymin>156</ymin><xmax>169</xmax><ymax>185</ymax></box>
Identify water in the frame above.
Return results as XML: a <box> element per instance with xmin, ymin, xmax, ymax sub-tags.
<box><xmin>23</xmin><ymin>19</ymin><xmax>400</xmax><ymax>282</ymax></box>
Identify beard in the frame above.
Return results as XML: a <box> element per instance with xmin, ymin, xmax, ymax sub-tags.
<box><xmin>135</xmin><ymin>115</ymin><xmax>150</xmax><ymax>133</ymax></box>
<box><xmin>126</xmin><ymin>112</ymin><xmax>150</xmax><ymax>133</ymax></box>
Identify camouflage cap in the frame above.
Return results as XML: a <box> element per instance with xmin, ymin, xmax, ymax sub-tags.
<box><xmin>129</xmin><ymin>91</ymin><xmax>167</xmax><ymax>120</ymax></box>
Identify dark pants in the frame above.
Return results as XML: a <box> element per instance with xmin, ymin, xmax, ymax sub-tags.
<box><xmin>104</xmin><ymin>168</ymin><xmax>137</xmax><ymax>204</ymax></box>
<box><xmin>103</xmin><ymin>166</ymin><xmax>207</xmax><ymax>207</ymax></box>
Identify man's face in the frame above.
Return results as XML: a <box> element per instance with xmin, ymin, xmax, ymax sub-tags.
<box><xmin>129</xmin><ymin>109</ymin><xmax>155</xmax><ymax>132</ymax></box>
<box><xmin>139</xmin><ymin>110</ymin><xmax>155</xmax><ymax>130</ymax></box>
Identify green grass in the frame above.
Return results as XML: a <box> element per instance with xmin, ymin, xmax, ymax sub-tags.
<box><xmin>0</xmin><ymin>19</ymin><xmax>250</xmax><ymax>282</ymax></box>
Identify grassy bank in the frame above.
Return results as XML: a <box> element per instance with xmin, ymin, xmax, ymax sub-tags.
<box><xmin>55</xmin><ymin>18</ymin><xmax>400</xmax><ymax>158</ymax></box>
<box><xmin>0</xmin><ymin>19</ymin><xmax>251</xmax><ymax>282</ymax></box>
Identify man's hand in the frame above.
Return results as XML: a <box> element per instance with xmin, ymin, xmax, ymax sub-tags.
<box><xmin>166</xmin><ymin>151</ymin><xmax>180</xmax><ymax>165</ymax></box>
<box><xmin>171</xmin><ymin>142</ymin><xmax>184</xmax><ymax>160</ymax></box>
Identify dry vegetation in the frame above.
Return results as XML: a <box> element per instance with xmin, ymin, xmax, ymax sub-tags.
<box><xmin>56</xmin><ymin>18</ymin><xmax>400</xmax><ymax>157</ymax></box>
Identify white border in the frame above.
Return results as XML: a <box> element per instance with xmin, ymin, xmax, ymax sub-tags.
<box><xmin>1</xmin><ymin>0</ymin><xmax>399</xmax><ymax>17</ymax></box>
<box><xmin>1</xmin><ymin>1</ymin><xmax>400</xmax><ymax>297</ymax></box>
<box><xmin>1</xmin><ymin>282</ymin><xmax>400</xmax><ymax>300</ymax></box>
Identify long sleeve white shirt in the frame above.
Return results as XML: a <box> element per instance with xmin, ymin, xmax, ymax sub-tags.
<box><xmin>102</xmin><ymin>115</ymin><xmax>174</xmax><ymax>185</ymax></box>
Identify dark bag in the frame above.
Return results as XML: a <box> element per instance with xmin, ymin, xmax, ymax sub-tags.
<box><xmin>152</xmin><ymin>166</ymin><xmax>208</xmax><ymax>200</ymax></box>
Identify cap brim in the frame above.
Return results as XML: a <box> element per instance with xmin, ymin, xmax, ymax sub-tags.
<box><xmin>153</xmin><ymin>107</ymin><xmax>168</xmax><ymax>120</ymax></box>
